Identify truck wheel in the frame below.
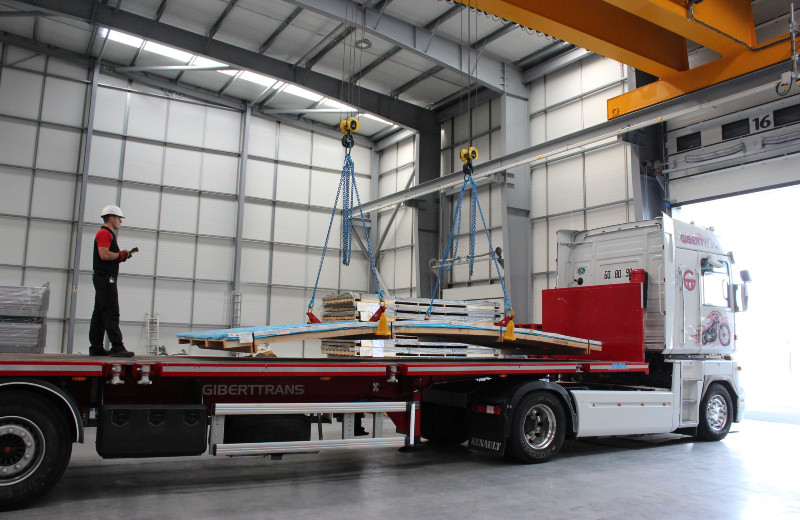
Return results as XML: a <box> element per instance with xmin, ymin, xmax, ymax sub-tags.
<box><xmin>420</xmin><ymin>403</ymin><xmax>468</xmax><ymax>445</ymax></box>
<box><xmin>718</xmin><ymin>324</ymin><xmax>731</xmax><ymax>346</ymax></box>
<box><xmin>508</xmin><ymin>392</ymin><xmax>565</xmax><ymax>463</ymax></box>
<box><xmin>0</xmin><ymin>392</ymin><xmax>72</xmax><ymax>511</ymax></box>
<box><xmin>697</xmin><ymin>383</ymin><xmax>732</xmax><ymax>441</ymax></box>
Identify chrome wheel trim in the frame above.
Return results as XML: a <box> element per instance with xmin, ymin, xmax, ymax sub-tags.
<box><xmin>523</xmin><ymin>404</ymin><xmax>556</xmax><ymax>450</ymax></box>
<box><xmin>706</xmin><ymin>394</ymin><xmax>729</xmax><ymax>432</ymax></box>
<box><xmin>0</xmin><ymin>417</ymin><xmax>44</xmax><ymax>485</ymax></box>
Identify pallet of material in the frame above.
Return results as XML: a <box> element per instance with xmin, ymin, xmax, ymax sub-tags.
<box><xmin>177</xmin><ymin>320</ymin><xmax>601</xmax><ymax>356</ymax></box>
<box><xmin>320</xmin><ymin>338</ymin><xmax>499</xmax><ymax>358</ymax></box>
<box><xmin>322</xmin><ymin>292</ymin><xmax>502</xmax><ymax>323</ymax></box>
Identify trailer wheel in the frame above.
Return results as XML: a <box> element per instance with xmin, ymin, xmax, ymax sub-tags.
<box><xmin>697</xmin><ymin>383</ymin><xmax>732</xmax><ymax>442</ymax></box>
<box><xmin>508</xmin><ymin>392</ymin><xmax>565</xmax><ymax>463</ymax></box>
<box><xmin>0</xmin><ymin>392</ymin><xmax>72</xmax><ymax>511</ymax></box>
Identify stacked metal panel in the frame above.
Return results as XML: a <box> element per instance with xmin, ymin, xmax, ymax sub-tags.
<box><xmin>0</xmin><ymin>284</ymin><xmax>50</xmax><ymax>353</ymax></box>
<box><xmin>320</xmin><ymin>292</ymin><xmax>501</xmax><ymax>357</ymax></box>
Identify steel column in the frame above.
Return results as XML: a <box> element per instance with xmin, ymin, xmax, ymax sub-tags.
<box><xmin>232</xmin><ymin>105</ymin><xmax>251</xmax><ymax>327</ymax></box>
<box><xmin>67</xmin><ymin>62</ymin><xmax>99</xmax><ymax>354</ymax></box>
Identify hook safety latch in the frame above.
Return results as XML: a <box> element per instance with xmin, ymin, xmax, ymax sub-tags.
<box><xmin>369</xmin><ymin>299</ymin><xmax>391</xmax><ymax>336</ymax></box>
<box><xmin>307</xmin><ymin>304</ymin><xmax>322</xmax><ymax>324</ymax></box>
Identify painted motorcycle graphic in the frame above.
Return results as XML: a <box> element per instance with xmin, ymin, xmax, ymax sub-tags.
<box><xmin>701</xmin><ymin>310</ymin><xmax>731</xmax><ymax>347</ymax></box>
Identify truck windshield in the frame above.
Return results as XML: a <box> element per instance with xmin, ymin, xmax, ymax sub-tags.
<box><xmin>701</xmin><ymin>258</ymin><xmax>730</xmax><ymax>308</ymax></box>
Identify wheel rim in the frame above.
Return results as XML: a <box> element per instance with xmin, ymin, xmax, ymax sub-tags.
<box><xmin>523</xmin><ymin>404</ymin><xmax>556</xmax><ymax>449</ymax></box>
<box><xmin>719</xmin><ymin>326</ymin><xmax>730</xmax><ymax>345</ymax></box>
<box><xmin>706</xmin><ymin>395</ymin><xmax>729</xmax><ymax>432</ymax></box>
<box><xmin>0</xmin><ymin>417</ymin><xmax>45</xmax><ymax>486</ymax></box>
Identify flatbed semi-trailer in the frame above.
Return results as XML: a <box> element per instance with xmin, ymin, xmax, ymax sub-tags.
<box><xmin>0</xmin><ymin>216</ymin><xmax>747</xmax><ymax>510</ymax></box>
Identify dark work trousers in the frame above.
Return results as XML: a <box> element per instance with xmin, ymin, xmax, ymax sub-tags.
<box><xmin>89</xmin><ymin>273</ymin><xmax>124</xmax><ymax>348</ymax></box>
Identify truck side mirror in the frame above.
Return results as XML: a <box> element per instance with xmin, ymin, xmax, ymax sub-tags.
<box><xmin>740</xmin><ymin>270</ymin><xmax>751</xmax><ymax>283</ymax></box>
<box><xmin>733</xmin><ymin>283</ymin><xmax>749</xmax><ymax>312</ymax></box>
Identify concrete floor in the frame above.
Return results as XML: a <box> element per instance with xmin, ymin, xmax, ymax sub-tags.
<box><xmin>6</xmin><ymin>417</ymin><xmax>799</xmax><ymax>520</ymax></box>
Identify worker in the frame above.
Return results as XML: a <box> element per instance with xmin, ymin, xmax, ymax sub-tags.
<box><xmin>89</xmin><ymin>205</ymin><xmax>135</xmax><ymax>357</ymax></box>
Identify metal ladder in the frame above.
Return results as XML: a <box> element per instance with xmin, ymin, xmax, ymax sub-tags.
<box><xmin>145</xmin><ymin>313</ymin><xmax>159</xmax><ymax>355</ymax></box>
<box><xmin>679</xmin><ymin>360</ymin><xmax>703</xmax><ymax>426</ymax></box>
<box><xmin>231</xmin><ymin>292</ymin><xmax>242</xmax><ymax>328</ymax></box>
<box><xmin>209</xmin><ymin>402</ymin><xmax>416</xmax><ymax>456</ymax></box>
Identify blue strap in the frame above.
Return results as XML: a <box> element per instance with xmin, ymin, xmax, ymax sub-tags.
<box><xmin>309</xmin><ymin>149</ymin><xmax>383</xmax><ymax>313</ymax></box>
<box><xmin>426</xmin><ymin>173</ymin><xmax>512</xmax><ymax>318</ymax></box>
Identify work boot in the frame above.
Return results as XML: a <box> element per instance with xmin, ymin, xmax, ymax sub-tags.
<box><xmin>109</xmin><ymin>346</ymin><xmax>135</xmax><ymax>357</ymax></box>
<box><xmin>89</xmin><ymin>346</ymin><xmax>109</xmax><ymax>356</ymax></box>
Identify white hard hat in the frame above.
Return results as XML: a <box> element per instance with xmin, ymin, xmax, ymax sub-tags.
<box><xmin>100</xmin><ymin>205</ymin><xmax>124</xmax><ymax>218</ymax></box>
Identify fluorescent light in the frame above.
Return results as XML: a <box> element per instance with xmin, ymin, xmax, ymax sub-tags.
<box><xmin>193</xmin><ymin>56</ymin><xmax>227</xmax><ymax>68</ymax></box>
<box><xmin>240</xmin><ymin>71</ymin><xmax>277</xmax><ymax>87</ymax></box>
<box><xmin>105</xmin><ymin>29</ymin><xmax>143</xmax><ymax>48</ymax></box>
<box><xmin>363</xmin><ymin>113</ymin><xmax>394</xmax><ymax>126</ymax></box>
<box><xmin>283</xmin><ymin>84</ymin><xmax>322</xmax><ymax>102</ymax></box>
<box><xmin>321</xmin><ymin>99</ymin><xmax>354</xmax><ymax>111</ymax></box>
<box><xmin>143</xmin><ymin>41</ymin><xmax>192</xmax><ymax>62</ymax></box>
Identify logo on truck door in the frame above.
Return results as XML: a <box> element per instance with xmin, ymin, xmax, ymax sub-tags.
<box><xmin>683</xmin><ymin>270</ymin><xmax>696</xmax><ymax>291</ymax></box>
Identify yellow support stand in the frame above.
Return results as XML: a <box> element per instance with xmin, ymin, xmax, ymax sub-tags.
<box><xmin>503</xmin><ymin>319</ymin><xmax>516</xmax><ymax>342</ymax></box>
<box><xmin>376</xmin><ymin>312</ymin><xmax>390</xmax><ymax>337</ymax></box>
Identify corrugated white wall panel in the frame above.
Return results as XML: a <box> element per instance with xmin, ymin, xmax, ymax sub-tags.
<box><xmin>36</xmin><ymin>126</ymin><xmax>81</xmax><ymax>172</ymax></box>
<box><xmin>273</xmin><ymin>206</ymin><xmax>308</xmax><ymax>245</ymax></box>
<box><xmin>248</xmin><ymin>117</ymin><xmax>277</xmax><ymax>159</ymax></box>
<box><xmin>379</xmin><ymin>250</ymin><xmax>395</xmax><ymax>288</ymax></box>
<box><xmin>584</xmin><ymin>145</ymin><xmax>627</xmax><ymax>206</ymax></box>
<box><xmin>532</xmin><ymin>220</ymin><xmax>548</xmax><ymax>273</ymax></box>
<box><xmin>271</xmin><ymin>246</ymin><xmax>307</xmax><ymax>287</ymax></box>
<box><xmin>154</xmin><ymin>279</ymin><xmax>193</xmax><ymax>324</ymax></box>
<box><xmin>118</xmin><ymin>277</ymin><xmax>153</xmax><ymax>322</ymax></box>
<box><xmin>586</xmin><ymin>203</ymin><xmax>628</xmax><ymax>229</ymax></box>
<box><xmin>0</xmin><ymin>167</ymin><xmax>32</xmax><ymax>215</ymax></box>
<box><xmin>204</xmin><ymin>107</ymin><xmax>241</xmax><ymax>152</ymax></box>
<box><xmin>23</xmin><ymin>269</ymin><xmax>67</xmax><ymax>319</ymax></box>
<box><xmin>127</xmin><ymin>94</ymin><xmax>167</xmax><ymax>141</ymax></box>
<box><xmin>87</xmin><ymin>135</ymin><xmax>122</xmax><ymax>179</ymax></box>
<box><xmin>74</xmin><ymin>272</ymin><xmax>94</xmax><ymax>320</ymax></box>
<box><xmin>307</xmin><ymin>250</ymin><xmax>339</xmax><ymax>289</ymax></box>
<box><xmin>0</xmin><ymin>118</ymin><xmax>37</xmax><ymax>167</ymax></box>
<box><xmin>41</xmin><ymin>77</ymin><xmax>86</xmax><ymax>126</ymax></box>
<box><xmin>339</xmin><ymin>255</ymin><xmax>369</xmax><ymax>291</ymax></box>
<box><xmin>278</xmin><ymin>125</ymin><xmax>311</xmax><ymax>164</ymax></box>
<box><xmin>195</xmin><ymin>237</ymin><xmax>234</xmax><ymax>280</ymax></box>
<box><xmin>311</xmin><ymin>133</ymin><xmax>342</xmax><ymax>170</ymax></box>
<box><xmin>395</xmin><ymin>248</ymin><xmax>412</xmax><ymax>288</ymax></box>
<box><xmin>0</xmin><ymin>267</ymin><xmax>22</xmax><ymax>285</ymax></box>
<box><xmin>394</xmin><ymin>207</ymin><xmax>413</xmax><ymax>247</ymax></box>
<box><xmin>166</xmin><ymin>100</ymin><xmax>205</xmax><ymax>147</ymax></box>
<box><xmin>0</xmin><ymin>217</ymin><xmax>26</xmax><ymax>264</ymax></box>
<box><xmin>546</xmin><ymin>102</ymin><xmax>582</xmax><ymax>140</ymax></box>
<box><xmin>84</xmin><ymin>180</ymin><xmax>118</xmax><ymax>222</ymax></box>
<box><xmin>242</xmin><ymin>201</ymin><xmax>272</xmax><ymax>241</ymax></box>
<box><xmin>240</xmin><ymin>243</ymin><xmax>270</xmax><ymax>284</ymax></box>
<box><xmin>118</xmin><ymin>230</ymin><xmax>157</xmax><ymax>276</ymax></box>
<box><xmin>545</xmin><ymin>61</ymin><xmax>582</xmax><ymax>104</ymax></box>
<box><xmin>198</xmin><ymin>196</ymin><xmax>236</xmax><ymax>237</ymax></box>
<box><xmin>307</xmin><ymin>209</ymin><xmax>338</xmax><ymax>248</ymax></box>
<box><xmin>26</xmin><ymin>220</ymin><xmax>71</xmax><ymax>269</ymax></box>
<box><xmin>163</xmin><ymin>146</ymin><xmax>201</xmax><ymax>190</ymax></box>
<box><xmin>200</xmin><ymin>152</ymin><xmax>238</xmax><ymax>194</ymax></box>
<box><xmin>581</xmin><ymin>56</ymin><xmax>623</xmax><ymax>91</ymax></box>
<box><xmin>350</xmin><ymin>145</ymin><xmax>371</xmax><ymax>175</ymax></box>
<box><xmin>159</xmin><ymin>191</ymin><xmax>199</xmax><ymax>234</ymax></box>
<box><xmin>379</xmin><ymin>145</ymin><xmax>397</xmax><ymax>173</ymax></box>
<box><xmin>275</xmin><ymin>164</ymin><xmax>309</xmax><ymax>204</ymax></box>
<box><xmin>156</xmin><ymin>234</ymin><xmax>196</xmax><ymax>278</ymax></box>
<box><xmin>93</xmin><ymin>87</ymin><xmax>127</xmax><ymax>134</ymax></box>
<box><xmin>244</xmin><ymin>158</ymin><xmax>274</xmax><ymax>199</ymax></box>
<box><xmin>123</xmin><ymin>140</ymin><xmax>164</xmax><ymax>184</ymax></box>
<box><xmin>0</xmin><ymin>69</ymin><xmax>42</xmax><ymax>119</ymax></box>
<box><xmin>547</xmin><ymin>156</ymin><xmax>584</xmax><ymax>214</ymax></box>
<box><xmin>240</xmin><ymin>286</ymin><xmax>268</xmax><ymax>326</ymax></box>
<box><xmin>119</xmin><ymin>185</ymin><xmax>160</xmax><ymax>230</ymax></box>
<box><xmin>309</xmin><ymin>169</ymin><xmax>341</xmax><ymax>207</ymax></box>
<box><xmin>31</xmin><ymin>172</ymin><xmax>75</xmax><ymax>220</ymax></box>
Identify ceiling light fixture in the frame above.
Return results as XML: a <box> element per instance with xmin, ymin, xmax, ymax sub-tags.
<box><xmin>354</xmin><ymin>38</ymin><xmax>372</xmax><ymax>49</ymax></box>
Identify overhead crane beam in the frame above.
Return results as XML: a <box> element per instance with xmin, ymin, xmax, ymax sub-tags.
<box><xmin>459</xmin><ymin>0</ymin><xmax>796</xmax><ymax>119</ymax></box>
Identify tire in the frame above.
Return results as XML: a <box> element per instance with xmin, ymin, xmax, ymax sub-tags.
<box><xmin>718</xmin><ymin>324</ymin><xmax>731</xmax><ymax>347</ymax></box>
<box><xmin>0</xmin><ymin>392</ymin><xmax>72</xmax><ymax>511</ymax></box>
<box><xmin>697</xmin><ymin>383</ymin><xmax>733</xmax><ymax>441</ymax></box>
<box><xmin>508</xmin><ymin>392</ymin><xmax>565</xmax><ymax>463</ymax></box>
<box><xmin>420</xmin><ymin>403</ymin><xmax>468</xmax><ymax>446</ymax></box>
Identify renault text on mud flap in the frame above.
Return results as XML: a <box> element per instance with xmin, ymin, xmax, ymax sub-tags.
<box><xmin>202</xmin><ymin>384</ymin><xmax>305</xmax><ymax>396</ymax></box>
<box><xmin>470</xmin><ymin>437</ymin><xmax>503</xmax><ymax>451</ymax></box>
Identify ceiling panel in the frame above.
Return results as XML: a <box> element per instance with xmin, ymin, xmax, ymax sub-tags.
<box><xmin>179</xmin><ymin>70</ymin><xmax>234</xmax><ymax>91</ymax></box>
<box><xmin>384</xmin><ymin>0</ymin><xmax>455</xmax><ymax>28</ymax></box>
<box><xmin>160</xmin><ymin>0</ymin><xmax>228</xmax><ymax>36</ymax></box>
<box><xmin>37</xmin><ymin>18</ymin><xmax>93</xmax><ymax>54</ymax></box>
<box><xmin>263</xmin><ymin>24</ymin><xmax>329</xmax><ymax>65</ymax></box>
<box><xmin>93</xmin><ymin>40</ymin><xmax>140</xmax><ymax>65</ymax></box>
<box><xmin>0</xmin><ymin>10</ymin><xmax>34</xmax><ymax>39</ymax></box>
<box><xmin>485</xmin><ymin>29</ymin><xmax>555</xmax><ymax>62</ymax></box>
<box><xmin>119</xmin><ymin>0</ymin><xmax>162</xmax><ymax>19</ymax></box>
<box><xmin>438</xmin><ymin>8</ymin><xmax>509</xmax><ymax>44</ymax></box>
<box><xmin>400</xmin><ymin>76</ymin><xmax>462</xmax><ymax>107</ymax></box>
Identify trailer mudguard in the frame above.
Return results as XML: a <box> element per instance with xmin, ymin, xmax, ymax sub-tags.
<box><xmin>0</xmin><ymin>377</ymin><xmax>84</xmax><ymax>442</ymax></box>
<box><xmin>470</xmin><ymin>379</ymin><xmax>578</xmax><ymax>439</ymax></box>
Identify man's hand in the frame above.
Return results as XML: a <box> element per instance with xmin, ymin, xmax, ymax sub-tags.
<box><xmin>119</xmin><ymin>250</ymin><xmax>129</xmax><ymax>262</ymax></box>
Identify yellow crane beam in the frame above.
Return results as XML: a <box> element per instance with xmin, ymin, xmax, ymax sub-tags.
<box><xmin>457</xmin><ymin>0</ymin><xmax>795</xmax><ymax>119</ymax></box>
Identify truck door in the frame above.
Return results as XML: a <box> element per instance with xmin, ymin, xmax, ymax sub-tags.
<box><xmin>676</xmin><ymin>248</ymin><xmax>701</xmax><ymax>352</ymax></box>
<box><xmin>698</xmin><ymin>255</ymin><xmax>735</xmax><ymax>355</ymax></box>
